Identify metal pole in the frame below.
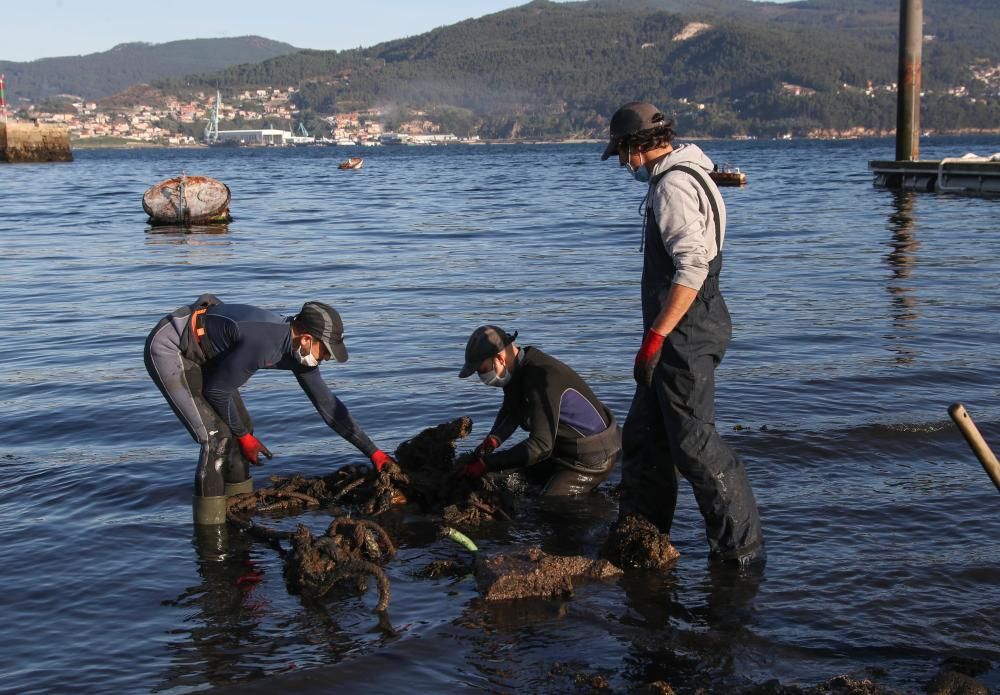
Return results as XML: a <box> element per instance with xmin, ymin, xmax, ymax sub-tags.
<box><xmin>948</xmin><ymin>403</ymin><xmax>1000</xmax><ymax>494</ymax></box>
<box><xmin>895</xmin><ymin>0</ymin><xmax>923</xmax><ymax>161</ymax></box>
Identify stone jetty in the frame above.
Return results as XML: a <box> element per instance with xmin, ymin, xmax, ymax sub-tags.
<box><xmin>0</xmin><ymin>121</ymin><xmax>73</xmax><ymax>163</ymax></box>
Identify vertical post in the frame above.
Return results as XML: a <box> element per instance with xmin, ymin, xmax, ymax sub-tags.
<box><xmin>1</xmin><ymin>74</ymin><xmax>7</xmax><ymax>124</ymax></box>
<box><xmin>895</xmin><ymin>0</ymin><xmax>923</xmax><ymax>161</ymax></box>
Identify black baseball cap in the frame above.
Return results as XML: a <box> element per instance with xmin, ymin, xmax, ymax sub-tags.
<box><xmin>295</xmin><ymin>301</ymin><xmax>348</xmax><ymax>362</ymax></box>
<box><xmin>458</xmin><ymin>325</ymin><xmax>518</xmax><ymax>378</ymax></box>
<box><xmin>601</xmin><ymin>101</ymin><xmax>668</xmax><ymax>160</ymax></box>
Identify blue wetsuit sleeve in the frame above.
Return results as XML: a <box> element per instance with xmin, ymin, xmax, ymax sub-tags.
<box><xmin>202</xmin><ymin>342</ymin><xmax>259</xmax><ymax>437</ymax></box>
<box><xmin>295</xmin><ymin>368</ymin><xmax>378</xmax><ymax>457</ymax></box>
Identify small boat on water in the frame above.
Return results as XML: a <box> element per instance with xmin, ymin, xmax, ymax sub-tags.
<box><xmin>710</xmin><ymin>164</ymin><xmax>747</xmax><ymax>187</ymax></box>
<box><xmin>143</xmin><ymin>174</ymin><xmax>231</xmax><ymax>226</ymax></box>
<box><xmin>338</xmin><ymin>157</ymin><xmax>363</xmax><ymax>170</ymax></box>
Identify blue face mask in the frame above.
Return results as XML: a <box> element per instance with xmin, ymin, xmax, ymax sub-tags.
<box><xmin>626</xmin><ymin>146</ymin><xmax>650</xmax><ymax>183</ymax></box>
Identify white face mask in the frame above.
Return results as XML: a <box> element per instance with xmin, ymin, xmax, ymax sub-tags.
<box><xmin>479</xmin><ymin>359</ymin><xmax>512</xmax><ymax>387</ymax></box>
<box><xmin>293</xmin><ymin>339</ymin><xmax>319</xmax><ymax>368</ymax></box>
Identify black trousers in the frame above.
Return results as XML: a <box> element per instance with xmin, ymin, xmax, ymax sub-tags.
<box><xmin>620</xmin><ymin>292</ymin><xmax>764</xmax><ymax>561</ymax></box>
<box><xmin>144</xmin><ymin>307</ymin><xmax>251</xmax><ymax>497</ymax></box>
<box><xmin>524</xmin><ymin>453</ymin><xmax>617</xmax><ymax>497</ymax></box>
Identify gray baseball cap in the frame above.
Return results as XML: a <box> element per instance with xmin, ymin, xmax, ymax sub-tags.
<box><xmin>601</xmin><ymin>101</ymin><xmax>668</xmax><ymax>160</ymax></box>
<box><xmin>458</xmin><ymin>325</ymin><xmax>518</xmax><ymax>378</ymax></box>
<box><xmin>296</xmin><ymin>301</ymin><xmax>348</xmax><ymax>362</ymax></box>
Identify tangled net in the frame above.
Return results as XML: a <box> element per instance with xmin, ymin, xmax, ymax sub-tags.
<box><xmin>285</xmin><ymin>518</ymin><xmax>396</xmax><ymax>612</ymax></box>
<box><xmin>228</xmin><ymin>417</ymin><xmax>512</xmax><ymax>526</ymax></box>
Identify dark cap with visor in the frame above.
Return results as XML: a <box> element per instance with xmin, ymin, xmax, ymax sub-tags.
<box><xmin>458</xmin><ymin>325</ymin><xmax>518</xmax><ymax>378</ymax></box>
<box><xmin>295</xmin><ymin>301</ymin><xmax>348</xmax><ymax>362</ymax></box>
<box><xmin>601</xmin><ymin>101</ymin><xmax>668</xmax><ymax>160</ymax></box>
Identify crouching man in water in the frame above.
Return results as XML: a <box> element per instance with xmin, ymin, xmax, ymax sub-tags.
<box><xmin>457</xmin><ymin>325</ymin><xmax>621</xmax><ymax>495</ymax></box>
<box><xmin>144</xmin><ymin>294</ymin><xmax>396</xmax><ymax>524</ymax></box>
<box><xmin>601</xmin><ymin>101</ymin><xmax>764</xmax><ymax>566</ymax></box>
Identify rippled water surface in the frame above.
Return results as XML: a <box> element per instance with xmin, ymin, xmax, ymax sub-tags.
<box><xmin>1</xmin><ymin>139</ymin><xmax>998</xmax><ymax>694</ymax></box>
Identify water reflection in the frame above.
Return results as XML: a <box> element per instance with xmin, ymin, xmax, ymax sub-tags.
<box><xmin>155</xmin><ymin>527</ymin><xmax>269</xmax><ymax>691</ymax></box>
<box><xmin>617</xmin><ymin>564</ymin><xmax>763</xmax><ymax>690</ymax></box>
<box><xmin>884</xmin><ymin>191</ymin><xmax>921</xmax><ymax>364</ymax></box>
<box><xmin>155</xmin><ymin>526</ymin><xmax>359</xmax><ymax>692</ymax></box>
<box><xmin>146</xmin><ymin>223</ymin><xmax>230</xmax><ymax>235</ymax></box>
<box><xmin>144</xmin><ymin>224</ymin><xmax>234</xmax><ymax>263</ymax></box>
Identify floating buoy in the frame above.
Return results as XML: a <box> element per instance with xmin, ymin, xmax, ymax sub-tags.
<box><xmin>142</xmin><ymin>174</ymin><xmax>232</xmax><ymax>226</ymax></box>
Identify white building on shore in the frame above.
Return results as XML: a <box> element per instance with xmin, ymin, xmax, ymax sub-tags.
<box><xmin>215</xmin><ymin>128</ymin><xmax>293</xmax><ymax>145</ymax></box>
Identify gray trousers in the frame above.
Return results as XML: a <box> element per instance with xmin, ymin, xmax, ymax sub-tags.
<box><xmin>620</xmin><ymin>293</ymin><xmax>764</xmax><ymax>561</ymax></box>
<box><xmin>144</xmin><ymin>307</ymin><xmax>250</xmax><ymax>497</ymax></box>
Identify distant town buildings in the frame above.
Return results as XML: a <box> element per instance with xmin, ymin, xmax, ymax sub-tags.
<box><xmin>9</xmin><ymin>84</ymin><xmax>472</xmax><ymax>146</ymax></box>
<box><xmin>9</xmin><ymin>60</ymin><xmax>999</xmax><ymax>145</ymax></box>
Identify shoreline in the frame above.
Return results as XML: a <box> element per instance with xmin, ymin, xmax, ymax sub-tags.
<box><xmin>70</xmin><ymin>130</ymin><xmax>1000</xmax><ymax>151</ymax></box>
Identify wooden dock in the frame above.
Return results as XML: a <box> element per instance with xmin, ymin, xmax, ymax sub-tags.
<box><xmin>869</xmin><ymin>157</ymin><xmax>1000</xmax><ymax>194</ymax></box>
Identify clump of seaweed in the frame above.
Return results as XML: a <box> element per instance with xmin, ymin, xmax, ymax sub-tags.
<box><xmin>475</xmin><ymin>546</ymin><xmax>622</xmax><ymax>601</ymax></box>
<box><xmin>601</xmin><ymin>514</ymin><xmax>680</xmax><ymax>571</ymax></box>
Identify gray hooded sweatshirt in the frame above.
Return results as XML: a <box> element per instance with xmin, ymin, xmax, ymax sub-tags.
<box><xmin>646</xmin><ymin>143</ymin><xmax>728</xmax><ymax>291</ymax></box>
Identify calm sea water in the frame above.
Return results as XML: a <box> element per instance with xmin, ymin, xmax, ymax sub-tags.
<box><xmin>1</xmin><ymin>138</ymin><xmax>998</xmax><ymax>694</ymax></box>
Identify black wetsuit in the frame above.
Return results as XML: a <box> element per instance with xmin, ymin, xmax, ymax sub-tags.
<box><xmin>144</xmin><ymin>296</ymin><xmax>375</xmax><ymax>497</ymax></box>
<box><xmin>484</xmin><ymin>346</ymin><xmax>621</xmax><ymax>496</ymax></box>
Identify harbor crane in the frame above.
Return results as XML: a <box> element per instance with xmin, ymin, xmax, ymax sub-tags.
<box><xmin>204</xmin><ymin>90</ymin><xmax>221</xmax><ymax>143</ymax></box>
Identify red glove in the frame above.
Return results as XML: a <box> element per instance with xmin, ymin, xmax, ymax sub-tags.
<box><xmin>464</xmin><ymin>458</ymin><xmax>487</xmax><ymax>479</ymax></box>
<box><xmin>371</xmin><ymin>449</ymin><xmax>394</xmax><ymax>473</ymax></box>
<box><xmin>237</xmin><ymin>433</ymin><xmax>272</xmax><ymax>466</ymax></box>
<box><xmin>634</xmin><ymin>329</ymin><xmax>666</xmax><ymax>387</ymax></box>
<box><xmin>474</xmin><ymin>434</ymin><xmax>501</xmax><ymax>458</ymax></box>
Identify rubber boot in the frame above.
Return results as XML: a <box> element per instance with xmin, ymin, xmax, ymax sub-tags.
<box><xmin>193</xmin><ymin>494</ymin><xmax>228</xmax><ymax>525</ymax></box>
<box><xmin>224</xmin><ymin>478</ymin><xmax>253</xmax><ymax>496</ymax></box>
<box><xmin>193</xmin><ymin>524</ymin><xmax>228</xmax><ymax>563</ymax></box>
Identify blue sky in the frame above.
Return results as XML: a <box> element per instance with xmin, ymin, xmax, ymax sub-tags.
<box><xmin>2</xmin><ymin>0</ymin><xmax>789</xmax><ymax>63</ymax></box>
<box><xmin>3</xmin><ymin>1</ymin><xmax>561</xmax><ymax>62</ymax></box>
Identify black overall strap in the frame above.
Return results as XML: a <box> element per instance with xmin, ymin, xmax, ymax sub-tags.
<box><xmin>648</xmin><ymin>164</ymin><xmax>723</xmax><ymax>250</ymax></box>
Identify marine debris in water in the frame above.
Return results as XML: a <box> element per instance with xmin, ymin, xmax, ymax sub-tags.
<box><xmin>224</xmin><ymin>416</ymin><xmax>511</xmax><ymax>522</ymax></box>
<box><xmin>390</xmin><ymin>416</ymin><xmax>513</xmax><ymax>527</ymax></box>
<box><xmin>284</xmin><ymin>519</ymin><xmax>396</xmax><ymax>612</ymax></box>
<box><xmin>601</xmin><ymin>514</ymin><xmax>680</xmax><ymax>570</ymax></box>
<box><xmin>222</xmin><ymin>416</ymin><xmax>517</xmax><ymax>612</ymax></box>
<box><xmin>475</xmin><ymin>546</ymin><xmax>622</xmax><ymax>601</ymax></box>
<box><xmin>224</xmin><ymin>417</ymin><xmax>692</xmax><ymax>609</ymax></box>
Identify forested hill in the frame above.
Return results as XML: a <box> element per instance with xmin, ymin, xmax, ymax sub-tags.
<box><xmin>0</xmin><ymin>37</ymin><xmax>301</xmax><ymax>101</ymax></box>
<box><xmin>158</xmin><ymin>0</ymin><xmax>998</xmax><ymax>138</ymax></box>
<box><xmin>593</xmin><ymin>0</ymin><xmax>999</xmax><ymax>52</ymax></box>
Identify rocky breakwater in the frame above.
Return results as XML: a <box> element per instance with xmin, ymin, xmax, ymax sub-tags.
<box><xmin>1</xmin><ymin>121</ymin><xmax>73</xmax><ymax>162</ymax></box>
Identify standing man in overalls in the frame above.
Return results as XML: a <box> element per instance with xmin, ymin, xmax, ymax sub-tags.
<box><xmin>601</xmin><ymin>102</ymin><xmax>764</xmax><ymax>565</ymax></box>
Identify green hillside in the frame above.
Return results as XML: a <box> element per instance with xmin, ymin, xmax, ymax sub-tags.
<box><xmin>0</xmin><ymin>37</ymin><xmax>301</xmax><ymax>102</ymax></box>
<box><xmin>149</xmin><ymin>0</ymin><xmax>1000</xmax><ymax>138</ymax></box>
